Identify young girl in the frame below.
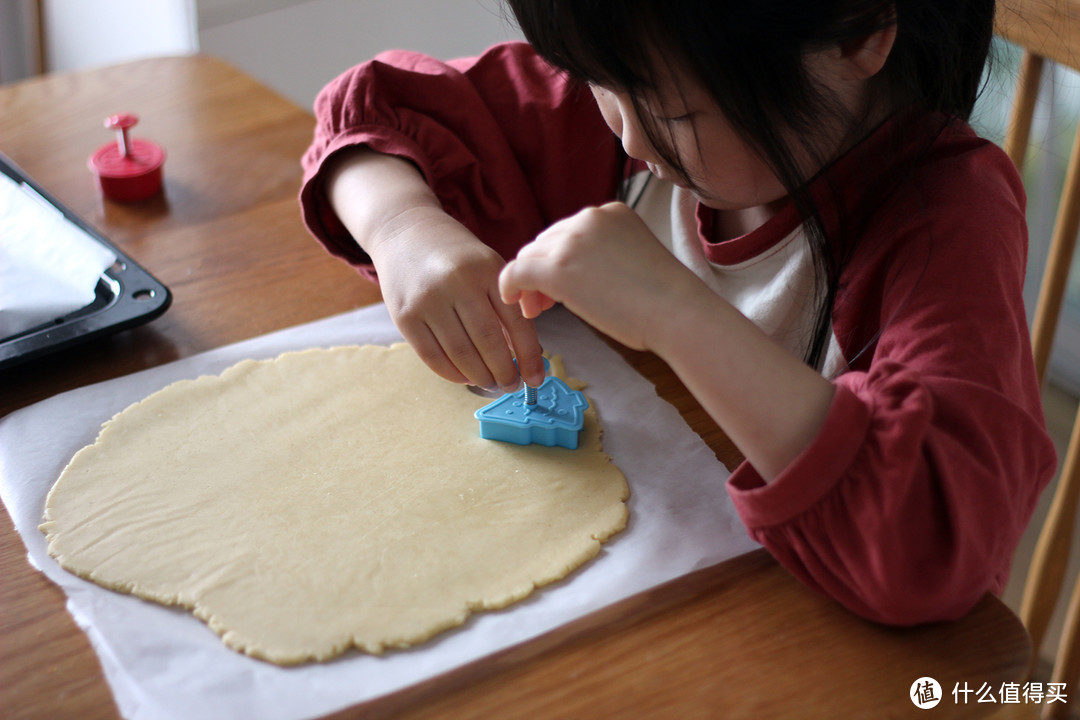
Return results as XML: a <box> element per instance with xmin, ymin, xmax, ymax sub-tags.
<box><xmin>300</xmin><ymin>0</ymin><xmax>1057</xmax><ymax>625</ymax></box>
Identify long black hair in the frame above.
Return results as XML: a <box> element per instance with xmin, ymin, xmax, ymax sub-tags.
<box><xmin>505</xmin><ymin>0</ymin><xmax>995</xmax><ymax>368</ymax></box>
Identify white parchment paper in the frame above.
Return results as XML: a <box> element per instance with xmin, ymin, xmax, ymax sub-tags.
<box><xmin>0</xmin><ymin>171</ymin><xmax>116</xmax><ymax>338</ymax></box>
<box><xmin>0</xmin><ymin>304</ymin><xmax>757</xmax><ymax>720</ymax></box>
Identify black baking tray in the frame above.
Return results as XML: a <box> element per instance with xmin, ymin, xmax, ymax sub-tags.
<box><xmin>0</xmin><ymin>152</ymin><xmax>172</xmax><ymax>370</ymax></box>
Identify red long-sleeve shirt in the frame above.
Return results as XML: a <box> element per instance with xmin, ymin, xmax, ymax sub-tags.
<box><xmin>300</xmin><ymin>41</ymin><xmax>1057</xmax><ymax>625</ymax></box>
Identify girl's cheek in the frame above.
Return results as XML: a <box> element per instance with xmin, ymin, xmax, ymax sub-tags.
<box><xmin>590</xmin><ymin>87</ymin><xmax>624</xmax><ymax>137</ymax></box>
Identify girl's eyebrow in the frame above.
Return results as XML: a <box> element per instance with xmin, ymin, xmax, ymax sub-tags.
<box><xmin>648</xmin><ymin>73</ymin><xmax>706</xmax><ymax>111</ymax></box>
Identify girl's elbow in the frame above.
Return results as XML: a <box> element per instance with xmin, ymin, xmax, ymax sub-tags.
<box><xmin>840</xmin><ymin>569</ymin><xmax>991</xmax><ymax>627</ymax></box>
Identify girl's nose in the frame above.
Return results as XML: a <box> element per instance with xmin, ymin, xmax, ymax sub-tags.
<box><xmin>592</xmin><ymin>86</ymin><xmax>660</xmax><ymax>165</ymax></box>
<box><xmin>618</xmin><ymin>112</ymin><xmax>659</xmax><ymax>165</ymax></box>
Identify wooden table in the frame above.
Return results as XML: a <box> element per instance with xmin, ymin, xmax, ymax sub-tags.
<box><xmin>0</xmin><ymin>56</ymin><xmax>1031</xmax><ymax>720</ymax></box>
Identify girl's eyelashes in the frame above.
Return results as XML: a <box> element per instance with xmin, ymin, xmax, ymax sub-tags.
<box><xmin>650</xmin><ymin>106</ymin><xmax>697</xmax><ymax>123</ymax></box>
<box><xmin>639</xmin><ymin>97</ymin><xmax>694</xmax><ymax>123</ymax></box>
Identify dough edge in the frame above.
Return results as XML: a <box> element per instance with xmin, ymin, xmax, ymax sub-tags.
<box><xmin>40</xmin><ymin>344</ymin><xmax>630</xmax><ymax>664</ymax></box>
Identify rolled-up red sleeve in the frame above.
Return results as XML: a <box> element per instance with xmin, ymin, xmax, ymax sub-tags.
<box><xmin>730</xmin><ymin>365</ymin><xmax>1053</xmax><ymax>625</ymax></box>
<box><xmin>299</xmin><ymin>41</ymin><xmax>622</xmax><ymax>280</ymax></box>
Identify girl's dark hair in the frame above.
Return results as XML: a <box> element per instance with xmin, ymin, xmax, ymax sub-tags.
<box><xmin>505</xmin><ymin>0</ymin><xmax>996</xmax><ymax>368</ymax></box>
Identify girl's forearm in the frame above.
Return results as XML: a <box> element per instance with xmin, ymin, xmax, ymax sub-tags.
<box><xmin>649</xmin><ymin>283</ymin><xmax>836</xmax><ymax>481</ymax></box>
<box><xmin>324</xmin><ymin>147</ymin><xmax>446</xmax><ymax>261</ymax></box>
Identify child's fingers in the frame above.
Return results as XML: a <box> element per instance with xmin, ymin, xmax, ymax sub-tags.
<box><xmin>496</xmin><ymin>262</ymin><xmax>553</xmax><ymax>387</ymax></box>
<box><xmin>397</xmin><ymin>320</ymin><xmax>472</xmax><ymax>386</ymax></box>
<box><xmin>500</xmin><ymin>261</ymin><xmax>552</xmax><ymax>315</ymax></box>
<box><xmin>499</xmin><ymin>258</ymin><xmax>540</xmax><ymax>306</ymax></box>
<box><xmin>518</xmin><ymin>290</ymin><xmax>554</xmax><ymax>319</ymax></box>
<box><xmin>396</xmin><ymin>295</ymin><xmax>510</xmax><ymax>391</ymax></box>
<box><xmin>457</xmin><ymin>301</ymin><xmax>523</xmax><ymax>393</ymax></box>
<box><xmin>500</xmin><ymin>256</ymin><xmax>557</xmax><ymax>321</ymax></box>
<box><xmin>492</xmin><ymin>298</ymin><xmax>546</xmax><ymax>388</ymax></box>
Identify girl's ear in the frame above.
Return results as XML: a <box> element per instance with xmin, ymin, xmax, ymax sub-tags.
<box><xmin>839</xmin><ymin>22</ymin><xmax>898</xmax><ymax>80</ymax></box>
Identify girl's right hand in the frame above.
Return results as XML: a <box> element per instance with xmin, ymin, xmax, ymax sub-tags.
<box><xmin>367</xmin><ymin>205</ymin><xmax>545</xmax><ymax>394</ymax></box>
<box><xmin>326</xmin><ymin>148</ymin><xmax>545</xmax><ymax>394</ymax></box>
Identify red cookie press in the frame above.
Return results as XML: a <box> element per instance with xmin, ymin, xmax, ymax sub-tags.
<box><xmin>88</xmin><ymin>113</ymin><xmax>165</xmax><ymax>202</ymax></box>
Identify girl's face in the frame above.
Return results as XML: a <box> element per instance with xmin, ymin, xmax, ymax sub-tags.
<box><xmin>590</xmin><ymin>82</ymin><xmax>788</xmax><ymax>212</ymax></box>
<box><xmin>589</xmin><ymin>51</ymin><xmax>860</xmax><ymax>213</ymax></box>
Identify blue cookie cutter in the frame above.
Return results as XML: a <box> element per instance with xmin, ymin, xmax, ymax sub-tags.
<box><xmin>475</xmin><ymin>358</ymin><xmax>589</xmax><ymax>449</ymax></box>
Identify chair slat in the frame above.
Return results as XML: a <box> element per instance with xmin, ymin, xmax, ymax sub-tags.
<box><xmin>1005</xmin><ymin>52</ymin><xmax>1045</xmax><ymax>170</ymax></box>
<box><xmin>1044</xmin><ymin>569</ymin><xmax>1080</xmax><ymax>718</ymax></box>
<box><xmin>1030</xmin><ymin>121</ymin><xmax>1080</xmax><ymax>384</ymax></box>
<box><xmin>1021</xmin><ymin>405</ymin><xmax>1080</xmax><ymax>672</ymax></box>
<box><xmin>994</xmin><ymin>1</ymin><xmax>1080</xmax><ymax>710</ymax></box>
<box><xmin>996</xmin><ymin>0</ymin><xmax>1080</xmax><ymax>71</ymax></box>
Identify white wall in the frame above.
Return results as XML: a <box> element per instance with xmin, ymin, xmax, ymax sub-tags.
<box><xmin>197</xmin><ymin>0</ymin><xmax>523</xmax><ymax>110</ymax></box>
<box><xmin>40</xmin><ymin>0</ymin><xmax>197</xmax><ymax>74</ymax></box>
<box><xmin>0</xmin><ymin>0</ymin><xmax>41</xmax><ymax>83</ymax></box>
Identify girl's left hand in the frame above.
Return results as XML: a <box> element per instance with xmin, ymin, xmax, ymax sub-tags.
<box><xmin>503</xmin><ymin>201</ymin><xmax>836</xmax><ymax>481</ymax></box>
<box><xmin>499</xmin><ymin>201</ymin><xmax>702</xmax><ymax>352</ymax></box>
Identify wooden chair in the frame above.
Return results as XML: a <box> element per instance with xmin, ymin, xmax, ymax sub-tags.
<box><xmin>994</xmin><ymin>1</ymin><xmax>1080</xmax><ymax>717</ymax></box>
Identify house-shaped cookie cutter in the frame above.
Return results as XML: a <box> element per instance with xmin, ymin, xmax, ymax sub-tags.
<box><xmin>475</xmin><ymin>359</ymin><xmax>589</xmax><ymax>449</ymax></box>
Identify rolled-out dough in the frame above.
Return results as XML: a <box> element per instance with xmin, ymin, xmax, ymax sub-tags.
<box><xmin>40</xmin><ymin>343</ymin><xmax>628</xmax><ymax>665</ymax></box>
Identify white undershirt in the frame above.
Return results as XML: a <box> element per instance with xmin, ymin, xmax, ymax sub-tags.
<box><xmin>626</xmin><ymin>171</ymin><xmax>846</xmax><ymax>377</ymax></box>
